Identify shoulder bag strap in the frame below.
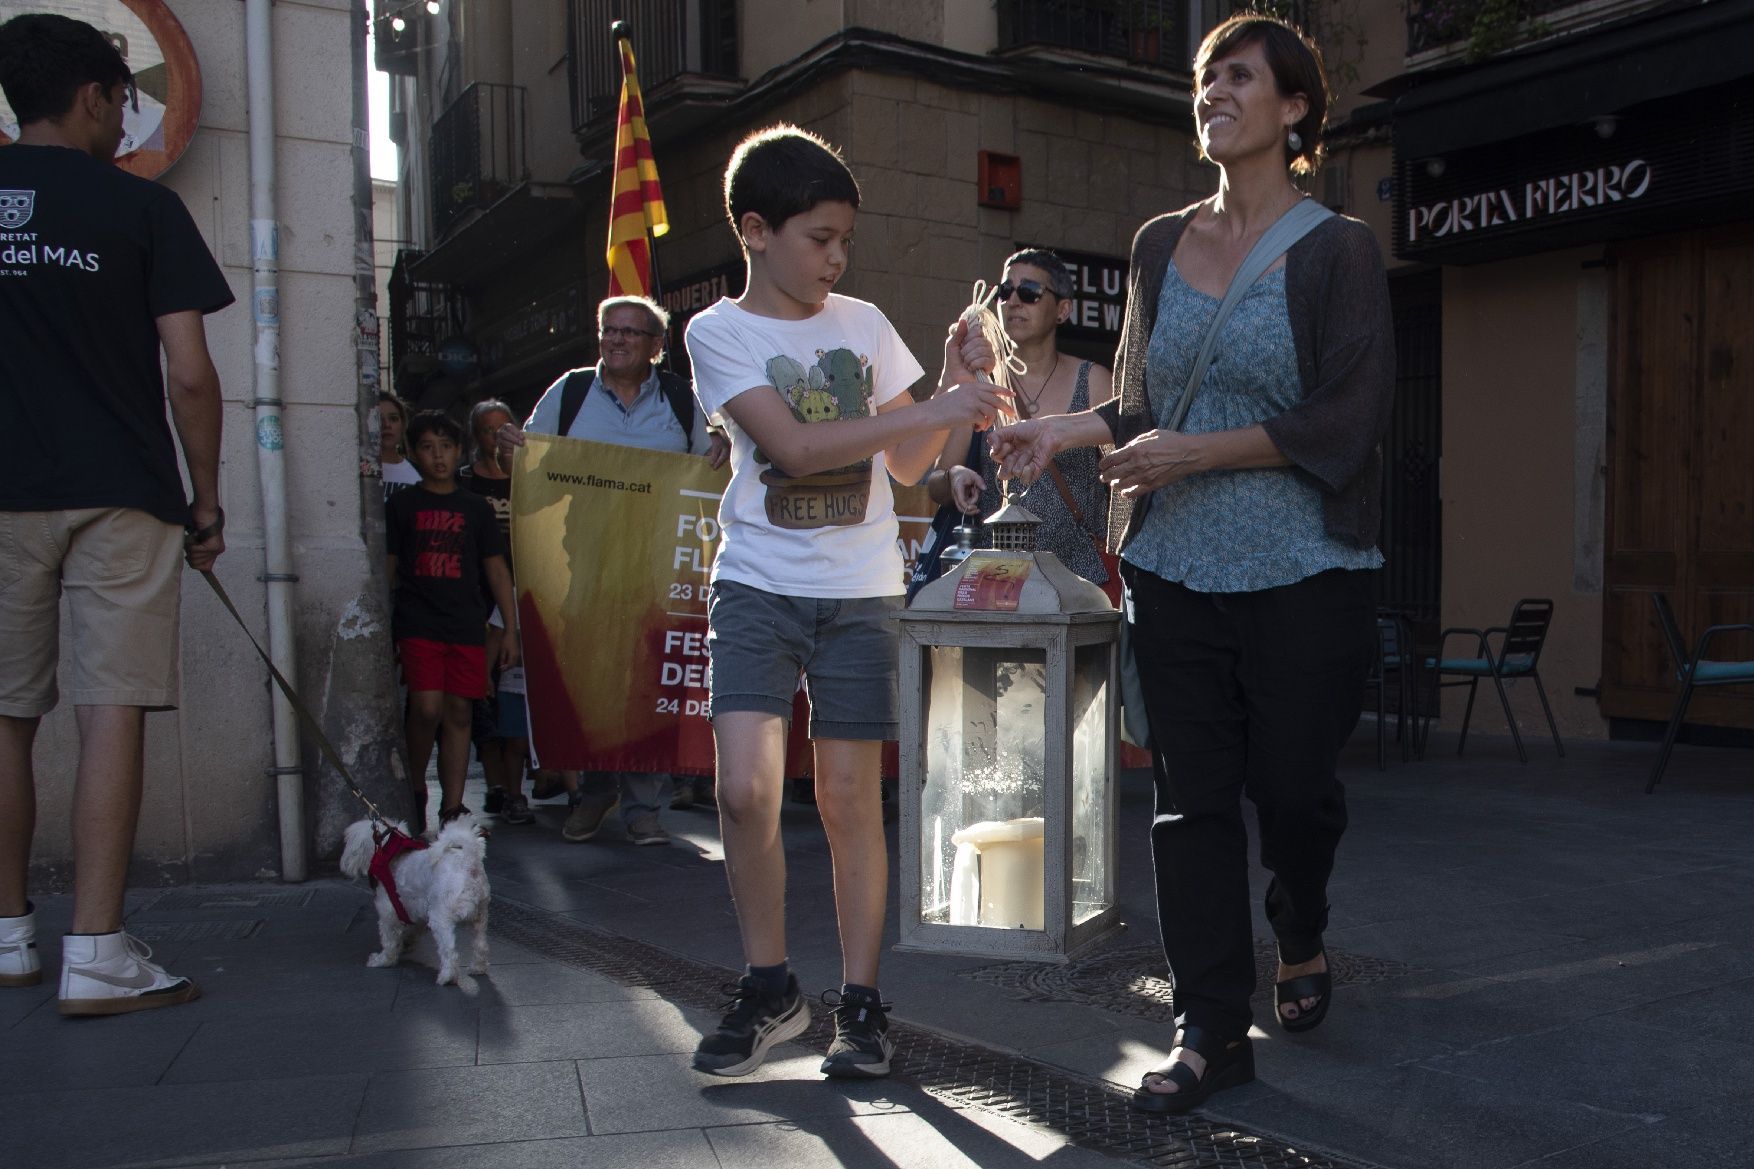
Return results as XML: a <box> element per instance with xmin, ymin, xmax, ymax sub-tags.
<box><xmin>1014</xmin><ymin>364</ymin><xmax>1097</xmax><ymax>540</ymax></box>
<box><xmin>1165</xmin><ymin>198</ymin><xmax>1335</xmax><ymax>433</ymax></box>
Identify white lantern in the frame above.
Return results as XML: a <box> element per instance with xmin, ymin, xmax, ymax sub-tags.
<box><xmin>895</xmin><ymin>502</ymin><xmax>1123</xmax><ymax>961</ymax></box>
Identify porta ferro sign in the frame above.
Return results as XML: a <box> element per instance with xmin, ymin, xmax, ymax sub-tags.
<box><xmin>1406</xmin><ymin>158</ymin><xmax>1653</xmax><ymax>244</ymax></box>
<box><xmin>0</xmin><ymin>0</ymin><xmax>202</xmax><ymax>180</ymax></box>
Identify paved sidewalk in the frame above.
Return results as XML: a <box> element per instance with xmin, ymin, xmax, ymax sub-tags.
<box><xmin>4</xmin><ymin>728</ymin><xmax>1751</xmax><ymax>1168</ymax></box>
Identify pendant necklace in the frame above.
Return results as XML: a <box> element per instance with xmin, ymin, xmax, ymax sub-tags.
<box><xmin>1014</xmin><ymin>350</ymin><xmax>1060</xmax><ymax>419</ymax></box>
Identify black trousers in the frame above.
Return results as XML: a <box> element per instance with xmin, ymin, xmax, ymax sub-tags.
<box><xmin>1124</xmin><ymin>564</ymin><xmax>1375</xmax><ymax>1039</ymax></box>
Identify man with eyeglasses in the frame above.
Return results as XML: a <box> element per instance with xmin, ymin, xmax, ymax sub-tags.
<box><xmin>0</xmin><ymin>14</ymin><xmax>233</xmax><ymax>1012</ymax></box>
<box><xmin>498</xmin><ymin>295</ymin><xmax>727</xmax><ymax>845</ymax></box>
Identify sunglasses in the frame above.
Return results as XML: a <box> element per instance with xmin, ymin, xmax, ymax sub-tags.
<box><xmin>995</xmin><ymin>279</ymin><xmax>1053</xmax><ymax>305</ymax></box>
<box><xmin>600</xmin><ymin>326</ymin><xmax>662</xmax><ymax>341</ymax></box>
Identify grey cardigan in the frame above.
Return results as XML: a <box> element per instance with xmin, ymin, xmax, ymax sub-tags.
<box><xmin>1092</xmin><ymin>202</ymin><xmax>1395</xmax><ymax>553</ymax></box>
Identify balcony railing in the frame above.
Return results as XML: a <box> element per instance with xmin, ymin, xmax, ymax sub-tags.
<box><xmin>388</xmin><ymin>248</ymin><xmax>463</xmax><ymax>394</ymax></box>
<box><xmin>428</xmin><ymin>82</ymin><xmax>529</xmax><ymax>239</ymax></box>
<box><xmin>996</xmin><ymin>0</ymin><xmax>1303</xmax><ymax>72</ymax></box>
<box><xmin>568</xmin><ymin>0</ymin><xmax>740</xmax><ymax>131</ymax></box>
<box><xmin>1405</xmin><ymin>0</ymin><xmax>1625</xmax><ymax>58</ymax></box>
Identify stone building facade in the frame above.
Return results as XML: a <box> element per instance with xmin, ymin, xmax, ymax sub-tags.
<box><xmin>382</xmin><ymin>2</ymin><xmax>1227</xmax><ymax>422</ymax></box>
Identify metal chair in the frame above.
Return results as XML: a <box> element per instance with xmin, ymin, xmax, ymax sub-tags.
<box><xmin>1368</xmin><ymin>613</ymin><xmax>1415</xmax><ymax>769</ymax></box>
<box><xmin>1646</xmin><ymin>593</ymin><xmax>1754</xmax><ymax>793</ymax></box>
<box><xmin>1423</xmin><ymin>599</ymin><xmax>1563</xmax><ymax>763</ymax></box>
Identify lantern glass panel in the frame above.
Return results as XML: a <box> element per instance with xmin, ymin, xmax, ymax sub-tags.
<box><xmin>919</xmin><ymin>645</ymin><xmax>1048</xmax><ymax>930</ymax></box>
<box><xmin>1071</xmin><ymin>642</ymin><xmax>1113</xmax><ymax>924</ymax></box>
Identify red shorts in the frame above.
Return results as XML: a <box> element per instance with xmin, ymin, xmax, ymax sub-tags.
<box><xmin>397</xmin><ymin>638</ymin><xmax>488</xmax><ymax>698</ymax></box>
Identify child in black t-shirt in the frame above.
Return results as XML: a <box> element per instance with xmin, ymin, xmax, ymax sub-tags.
<box><xmin>386</xmin><ymin>412</ymin><xmax>518</xmax><ymax>829</ymax></box>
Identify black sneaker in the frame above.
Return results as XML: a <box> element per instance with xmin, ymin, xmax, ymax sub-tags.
<box><xmin>819</xmin><ymin>987</ymin><xmax>894</xmax><ymax>1078</ymax></box>
<box><xmin>482</xmin><ymin>787</ymin><xmax>505</xmax><ymax>815</ymax></box>
<box><xmin>692</xmin><ymin>974</ymin><xmax>809</xmax><ymax>1077</ymax></box>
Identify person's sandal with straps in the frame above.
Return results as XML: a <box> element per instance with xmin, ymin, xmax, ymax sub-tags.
<box><xmin>1131</xmin><ymin>1025</ymin><xmax>1255</xmax><ymax>1114</ymax></box>
<box><xmin>1275</xmin><ymin>953</ymin><xmax>1331</xmax><ymax>1034</ymax></box>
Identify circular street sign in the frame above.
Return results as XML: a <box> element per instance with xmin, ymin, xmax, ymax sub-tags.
<box><xmin>0</xmin><ymin>0</ymin><xmax>202</xmax><ymax>179</ymax></box>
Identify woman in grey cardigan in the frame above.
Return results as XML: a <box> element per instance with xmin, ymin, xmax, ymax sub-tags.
<box><xmin>991</xmin><ymin>15</ymin><xmax>1393</xmax><ymax>1113</ymax></box>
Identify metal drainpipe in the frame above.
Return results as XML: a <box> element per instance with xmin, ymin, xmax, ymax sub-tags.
<box><xmin>246</xmin><ymin>0</ymin><xmax>307</xmax><ymax>882</ymax></box>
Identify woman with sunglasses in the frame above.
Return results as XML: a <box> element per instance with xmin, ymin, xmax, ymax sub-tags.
<box><xmin>929</xmin><ymin>249</ymin><xmax>1115</xmax><ymax>591</ymax></box>
<box><xmin>990</xmin><ymin>15</ymin><xmax>1393</xmax><ymax>1114</ymax></box>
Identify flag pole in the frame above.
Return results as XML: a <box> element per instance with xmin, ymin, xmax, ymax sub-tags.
<box><xmin>610</xmin><ymin>20</ymin><xmax>671</xmax><ymax>362</ymax></box>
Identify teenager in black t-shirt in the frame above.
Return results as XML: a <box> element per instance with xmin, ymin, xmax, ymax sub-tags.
<box><xmin>386</xmin><ymin>413</ymin><xmax>519</xmax><ymax>828</ymax></box>
<box><xmin>0</xmin><ymin>14</ymin><xmax>231</xmax><ymax>1015</ymax></box>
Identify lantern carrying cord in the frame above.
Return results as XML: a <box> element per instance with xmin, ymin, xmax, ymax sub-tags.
<box><xmin>956</xmin><ymin>281</ymin><xmax>1028</xmax><ymax>501</ymax></box>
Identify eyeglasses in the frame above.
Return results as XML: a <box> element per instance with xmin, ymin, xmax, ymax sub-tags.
<box><xmin>995</xmin><ymin>279</ymin><xmax>1053</xmax><ymax>305</ymax></box>
<box><xmin>600</xmin><ymin>326</ymin><xmax>662</xmax><ymax>341</ymax></box>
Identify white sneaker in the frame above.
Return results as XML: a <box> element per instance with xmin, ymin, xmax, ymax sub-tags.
<box><xmin>0</xmin><ymin>904</ymin><xmax>41</xmax><ymax>987</ymax></box>
<box><xmin>59</xmin><ymin>931</ymin><xmax>200</xmax><ymax>1016</ymax></box>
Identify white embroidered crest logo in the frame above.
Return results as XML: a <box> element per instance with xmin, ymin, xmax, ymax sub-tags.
<box><xmin>0</xmin><ymin>190</ymin><xmax>34</xmax><ymax>229</ymax></box>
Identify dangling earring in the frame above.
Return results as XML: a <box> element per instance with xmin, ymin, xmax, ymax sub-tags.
<box><xmin>1288</xmin><ymin>129</ymin><xmax>1304</xmax><ymax>153</ymax></box>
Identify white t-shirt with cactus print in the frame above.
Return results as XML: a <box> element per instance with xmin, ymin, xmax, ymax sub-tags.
<box><xmin>685</xmin><ymin>294</ymin><xmax>925</xmax><ymax>598</ymax></box>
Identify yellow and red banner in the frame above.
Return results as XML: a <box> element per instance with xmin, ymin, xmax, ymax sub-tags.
<box><xmin>511</xmin><ymin>435</ymin><xmax>935</xmax><ymax>776</ymax></box>
<box><xmin>605</xmin><ymin>33</ymin><xmax>668</xmax><ymax>298</ymax></box>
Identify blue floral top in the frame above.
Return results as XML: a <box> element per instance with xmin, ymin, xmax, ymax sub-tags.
<box><xmin>1121</xmin><ymin>261</ymin><xmax>1382</xmax><ymax>593</ymax></box>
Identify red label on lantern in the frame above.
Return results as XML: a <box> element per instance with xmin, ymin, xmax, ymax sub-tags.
<box><xmin>953</xmin><ymin>553</ymin><xmax>1033</xmax><ymax>611</ymax></box>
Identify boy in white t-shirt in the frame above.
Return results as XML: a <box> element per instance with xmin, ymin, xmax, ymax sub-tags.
<box><xmin>684</xmin><ymin>124</ymin><xmax>1004</xmax><ymax>1079</ymax></box>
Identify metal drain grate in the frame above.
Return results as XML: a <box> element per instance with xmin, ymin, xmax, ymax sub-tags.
<box><xmin>127</xmin><ymin>919</ymin><xmax>263</xmax><ymax>943</ymax></box>
<box><xmin>489</xmin><ymin>896</ymin><xmax>1368</xmax><ymax>1169</ymax></box>
<box><xmin>958</xmin><ymin>941</ymin><xmax>1418</xmax><ymax>1026</ymax></box>
<box><xmin>145</xmin><ymin>889</ymin><xmax>316</xmax><ymax>911</ymax></box>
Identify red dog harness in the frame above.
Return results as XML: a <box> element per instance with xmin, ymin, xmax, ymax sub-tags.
<box><xmin>367</xmin><ymin>824</ymin><xmax>429</xmax><ymax>924</ymax></box>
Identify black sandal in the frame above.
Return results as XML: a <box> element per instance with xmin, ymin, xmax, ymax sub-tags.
<box><xmin>1131</xmin><ymin>1024</ymin><xmax>1255</xmax><ymax>1114</ymax></box>
<box><xmin>1275</xmin><ymin>966</ymin><xmax>1331</xmax><ymax>1033</ymax></box>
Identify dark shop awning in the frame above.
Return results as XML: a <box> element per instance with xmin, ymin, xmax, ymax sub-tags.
<box><xmin>1391</xmin><ymin>0</ymin><xmax>1754</xmax><ymax>159</ymax></box>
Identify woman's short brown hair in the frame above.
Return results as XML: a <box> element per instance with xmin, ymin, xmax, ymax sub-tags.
<box><xmin>1193</xmin><ymin>15</ymin><xmax>1331</xmax><ymax>177</ymax></box>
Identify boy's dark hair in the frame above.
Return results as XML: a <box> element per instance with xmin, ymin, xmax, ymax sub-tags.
<box><xmin>0</xmin><ymin>14</ymin><xmax>132</xmax><ymax>126</ymax></box>
<box><xmin>1193</xmin><ymin>15</ymin><xmax>1330</xmax><ymax>178</ymax></box>
<box><xmin>1004</xmin><ymin>248</ymin><xmax>1076</xmax><ymax>300</ymax></box>
<box><xmin>407</xmin><ymin>410</ymin><xmax>464</xmax><ymax>449</ymax></box>
<box><xmin>723</xmin><ymin>124</ymin><xmax>860</xmax><ymax>241</ymax></box>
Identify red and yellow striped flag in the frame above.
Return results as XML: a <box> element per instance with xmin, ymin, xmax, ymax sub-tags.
<box><xmin>605</xmin><ymin>33</ymin><xmax>668</xmax><ymax>297</ymax></box>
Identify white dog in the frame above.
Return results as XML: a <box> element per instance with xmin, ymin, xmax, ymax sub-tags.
<box><xmin>339</xmin><ymin>818</ymin><xmax>490</xmax><ymax>988</ymax></box>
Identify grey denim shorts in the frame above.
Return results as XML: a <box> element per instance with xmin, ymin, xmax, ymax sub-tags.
<box><xmin>706</xmin><ymin>579</ymin><xmax>900</xmax><ymax>741</ymax></box>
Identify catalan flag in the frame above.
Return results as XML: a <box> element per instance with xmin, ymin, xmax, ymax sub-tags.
<box><xmin>605</xmin><ymin>31</ymin><xmax>668</xmax><ymax>298</ymax></box>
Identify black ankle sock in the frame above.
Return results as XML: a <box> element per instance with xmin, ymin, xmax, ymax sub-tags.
<box><xmin>747</xmin><ymin>961</ymin><xmax>790</xmax><ymax>997</ymax></box>
<box><xmin>842</xmin><ymin>981</ymin><xmax>882</xmax><ymax>1004</ymax></box>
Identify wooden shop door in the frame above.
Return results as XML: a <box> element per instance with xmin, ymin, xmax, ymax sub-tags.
<box><xmin>1601</xmin><ymin>226</ymin><xmax>1754</xmax><ymax>729</ymax></box>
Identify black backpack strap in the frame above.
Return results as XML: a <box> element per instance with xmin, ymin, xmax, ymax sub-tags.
<box><xmin>656</xmin><ymin>370</ymin><xmax>696</xmax><ymax>453</ymax></box>
<box><xmin>556</xmin><ymin>370</ymin><xmax>591</xmax><ymax>438</ymax></box>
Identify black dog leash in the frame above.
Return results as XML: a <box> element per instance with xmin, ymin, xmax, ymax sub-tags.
<box><xmin>200</xmin><ymin>569</ymin><xmax>397</xmax><ymax>831</ymax></box>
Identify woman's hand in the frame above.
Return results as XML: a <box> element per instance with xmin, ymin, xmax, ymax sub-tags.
<box><xmin>948</xmin><ymin>464</ymin><xmax>984</xmax><ymax>514</ymax></box>
<box><xmin>987</xmin><ymin>418</ymin><xmax>1058</xmax><ymax>486</ymax></box>
<box><xmin>1097</xmin><ymin>430</ymin><xmax>1206</xmax><ymax>498</ymax></box>
<box><xmin>497</xmin><ymin>629</ymin><xmax>521</xmax><ymax>672</ymax></box>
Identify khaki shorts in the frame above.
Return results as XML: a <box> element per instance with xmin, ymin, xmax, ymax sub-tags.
<box><xmin>0</xmin><ymin>508</ymin><xmax>185</xmax><ymax>716</ymax></box>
